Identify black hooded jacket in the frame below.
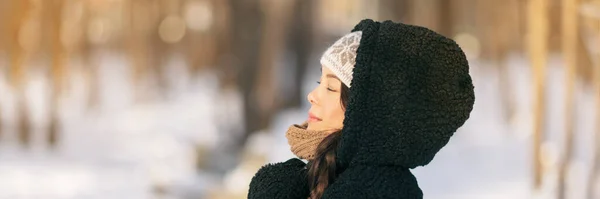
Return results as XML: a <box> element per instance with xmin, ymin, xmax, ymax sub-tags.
<box><xmin>248</xmin><ymin>19</ymin><xmax>475</xmax><ymax>199</ymax></box>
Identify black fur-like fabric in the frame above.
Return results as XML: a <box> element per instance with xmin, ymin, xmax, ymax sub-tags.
<box><xmin>248</xmin><ymin>19</ymin><xmax>475</xmax><ymax>199</ymax></box>
<box><xmin>247</xmin><ymin>158</ymin><xmax>309</xmax><ymax>199</ymax></box>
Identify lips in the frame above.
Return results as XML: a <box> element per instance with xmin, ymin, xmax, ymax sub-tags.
<box><xmin>308</xmin><ymin>112</ymin><xmax>322</xmax><ymax>123</ymax></box>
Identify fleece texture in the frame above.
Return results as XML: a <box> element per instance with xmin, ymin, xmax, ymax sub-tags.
<box><xmin>248</xmin><ymin>19</ymin><xmax>475</xmax><ymax>199</ymax></box>
<box><xmin>248</xmin><ymin>158</ymin><xmax>310</xmax><ymax>199</ymax></box>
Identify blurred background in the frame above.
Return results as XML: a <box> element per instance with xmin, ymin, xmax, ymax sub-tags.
<box><xmin>0</xmin><ymin>0</ymin><xmax>599</xmax><ymax>198</ymax></box>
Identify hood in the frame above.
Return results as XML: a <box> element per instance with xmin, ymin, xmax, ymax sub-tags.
<box><xmin>337</xmin><ymin>19</ymin><xmax>475</xmax><ymax>169</ymax></box>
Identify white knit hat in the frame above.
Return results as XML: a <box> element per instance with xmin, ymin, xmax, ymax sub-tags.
<box><xmin>319</xmin><ymin>31</ymin><xmax>362</xmax><ymax>88</ymax></box>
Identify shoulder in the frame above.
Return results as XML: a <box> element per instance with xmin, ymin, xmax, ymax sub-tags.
<box><xmin>248</xmin><ymin>159</ymin><xmax>309</xmax><ymax>199</ymax></box>
<box><xmin>251</xmin><ymin>159</ymin><xmax>306</xmax><ymax>181</ymax></box>
<box><xmin>323</xmin><ymin>164</ymin><xmax>423</xmax><ymax>199</ymax></box>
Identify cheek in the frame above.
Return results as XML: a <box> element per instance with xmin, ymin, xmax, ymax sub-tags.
<box><xmin>324</xmin><ymin>100</ymin><xmax>345</xmax><ymax>127</ymax></box>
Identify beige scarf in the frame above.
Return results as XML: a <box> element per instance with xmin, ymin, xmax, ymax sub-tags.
<box><xmin>285</xmin><ymin>122</ymin><xmax>334</xmax><ymax>160</ymax></box>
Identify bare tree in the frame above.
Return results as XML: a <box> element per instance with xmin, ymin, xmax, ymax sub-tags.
<box><xmin>225</xmin><ymin>0</ymin><xmax>264</xmax><ymax>152</ymax></box>
<box><xmin>589</xmin><ymin>68</ymin><xmax>600</xmax><ymax>196</ymax></box>
<box><xmin>590</xmin><ymin>88</ymin><xmax>600</xmax><ymax>198</ymax></box>
<box><xmin>43</xmin><ymin>0</ymin><xmax>67</xmax><ymax>148</ymax></box>
<box><xmin>589</xmin><ymin>6</ymin><xmax>600</xmax><ymax>197</ymax></box>
<box><xmin>283</xmin><ymin>0</ymin><xmax>315</xmax><ymax>109</ymax></box>
<box><xmin>148</xmin><ymin>0</ymin><xmax>172</xmax><ymax>101</ymax></box>
<box><xmin>410</xmin><ymin>0</ymin><xmax>442</xmax><ymax>32</ymax></box>
<box><xmin>527</xmin><ymin>0</ymin><xmax>550</xmax><ymax>189</ymax></box>
<box><xmin>377</xmin><ymin>0</ymin><xmax>409</xmax><ymax>25</ymax></box>
<box><xmin>79</xmin><ymin>1</ymin><xmax>100</xmax><ymax>112</ymax></box>
<box><xmin>557</xmin><ymin>0</ymin><xmax>579</xmax><ymax>197</ymax></box>
<box><xmin>0</xmin><ymin>0</ymin><xmax>8</xmax><ymax>140</ymax></box>
<box><xmin>222</xmin><ymin>0</ymin><xmax>297</xmax><ymax>152</ymax></box>
<box><xmin>7</xmin><ymin>0</ymin><xmax>32</xmax><ymax>147</ymax></box>
<box><xmin>184</xmin><ymin>0</ymin><xmax>231</xmax><ymax>78</ymax></box>
<box><xmin>125</xmin><ymin>0</ymin><xmax>156</xmax><ymax>102</ymax></box>
<box><xmin>438</xmin><ymin>0</ymin><xmax>454</xmax><ymax>37</ymax></box>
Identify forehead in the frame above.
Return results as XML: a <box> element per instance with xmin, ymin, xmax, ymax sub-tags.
<box><xmin>321</xmin><ymin>65</ymin><xmax>335</xmax><ymax>75</ymax></box>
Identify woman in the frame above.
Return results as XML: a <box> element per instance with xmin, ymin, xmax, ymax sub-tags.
<box><xmin>248</xmin><ymin>19</ymin><xmax>475</xmax><ymax>199</ymax></box>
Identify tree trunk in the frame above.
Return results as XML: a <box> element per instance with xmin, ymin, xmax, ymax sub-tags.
<box><xmin>438</xmin><ymin>0</ymin><xmax>454</xmax><ymax>37</ymax></box>
<box><xmin>410</xmin><ymin>0</ymin><xmax>441</xmax><ymax>32</ymax></box>
<box><xmin>125</xmin><ymin>0</ymin><xmax>150</xmax><ymax>102</ymax></box>
<box><xmin>283</xmin><ymin>0</ymin><xmax>315</xmax><ymax>109</ymax></box>
<box><xmin>377</xmin><ymin>0</ymin><xmax>408</xmax><ymax>22</ymax></box>
<box><xmin>0</xmin><ymin>0</ymin><xmax>9</xmax><ymax>141</ymax></box>
<box><xmin>588</xmin><ymin>9</ymin><xmax>600</xmax><ymax>198</ymax></box>
<box><xmin>496</xmin><ymin>0</ymin><xmax>521</xmax><ymax>123</ymax></box>
<box><xmin>8</xmin><ymin>0</ymin><xmax>32</xmax><ymax>147</ymax></box>
<box><xmin>255</xmin><ymin>0</ymin><xmax>295</xmax><ymax>118</ymax></box>
<box><xmin>81</xmin><ymin>8</ymin><xmax>99</xmax><ymax>112</ymax></box>
<box><xmin>528</xmin><ymin>0</ymin><xmax>550</xmax><ymax>190</ymax></box>
<box><xmin>44</xmin><ymin>0</ymin><xmax>67</xmax><ymax>148</ymax></box>
<box><xmin>558</xmin><ymin>0</ymin><xmax>579</xmax><ymax>197</ymax></box>
<box><xmin>228</xmin><ymin>0</ymin><xmax>264</xmax><ymax>151</ymax></box>
<box><xmin>184</xmin><ymin>0</ymin><xmax>229</xmax><ymax>77</ymax></box>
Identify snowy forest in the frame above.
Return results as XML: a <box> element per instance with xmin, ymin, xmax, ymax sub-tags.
<box><xmin>0</xmin><ymin>0</ymin><xmax>599</xmax><ymax>198</ymax></box>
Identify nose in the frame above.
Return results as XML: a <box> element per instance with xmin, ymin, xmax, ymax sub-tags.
<box><xmin>307</xmin><ymin>88</ymin><xmax>318</xmax><ymax>105</ymax></box>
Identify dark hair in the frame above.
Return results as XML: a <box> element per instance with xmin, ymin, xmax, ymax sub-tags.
<box><xmin>307</xmin><ymin>83</ymin><xmax>349</xmax><ymax>199</ymax></box>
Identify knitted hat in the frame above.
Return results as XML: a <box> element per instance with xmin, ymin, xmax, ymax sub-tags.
<box><xmin>320</xmin><ymin>31</ymin><xmax>362</xmax><ymax>87</ymax></box>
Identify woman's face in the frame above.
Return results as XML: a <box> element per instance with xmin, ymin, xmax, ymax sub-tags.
<box><xmin>306</xmin><ymin>66</ymin><xmax>346</xmax><ymax>131</ymax></box>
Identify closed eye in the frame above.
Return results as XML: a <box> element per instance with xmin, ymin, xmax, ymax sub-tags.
<box><xmin>317</xmin><ymin>81</ymin><xmax>337</xmax><ymax>92</ymax></box>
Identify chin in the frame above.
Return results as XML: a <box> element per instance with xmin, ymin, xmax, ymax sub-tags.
<box><xmin>306</xmin><ymin>124</ymin><xmax>320</xmax><ymax>131</ymax></box>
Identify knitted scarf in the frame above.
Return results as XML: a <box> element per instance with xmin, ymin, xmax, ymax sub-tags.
<box><xmin>285</xmin><ymin>123</ymin><xmax>335</xmax><ymax>160</ymax></box>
